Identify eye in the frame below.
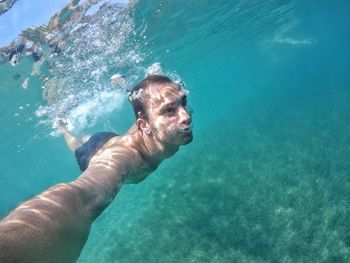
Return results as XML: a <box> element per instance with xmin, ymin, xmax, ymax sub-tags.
<box><xmin>163</xmin><ymin>107</ymin><xmax>176</xmax><ymax>115</ymax></box>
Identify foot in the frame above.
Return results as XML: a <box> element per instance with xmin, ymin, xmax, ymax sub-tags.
<box><xmin>54</xmin><ymin>118</ymin><xmax>69</xmax><ymax>133</ymax></box>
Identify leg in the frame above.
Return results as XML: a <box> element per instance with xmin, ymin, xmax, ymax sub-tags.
<box><xmin>56</xmin><ymin>119</ymin><xmax>84</xmax><ymax>152</ymax></box>
<box><xmin>81</xmin><ymin>135</ymin><xmax>91</xmax><ymax>144</ymax></box>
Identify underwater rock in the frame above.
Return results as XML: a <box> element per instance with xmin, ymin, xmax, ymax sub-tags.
<box><xmin>42</xmin><ymin>77</ymin><xmax>67</xmax><ymax>105</ymax></box>
<box><xmin>0</xmin><ymin>0</ymin><xmax>17</xmax><ymax>15</ymax></box>
<box><xmin>11</xmin><ymin>73</ymin><xmax>21</xmax><ymax>80</ymax></box>
<box><xmin>31</xmin><ymin>59</ymin><xmax>43</xmax><ymax>76</ymax></box>
<box><xmin>22</xmin><ymin>78</ymin><xmax>29</xmax><ymax>89</ymax></box>
<box><xmin>110</xmin><ymin>73</ymin><xmax>124</xmax><ymax>84</ymax></box>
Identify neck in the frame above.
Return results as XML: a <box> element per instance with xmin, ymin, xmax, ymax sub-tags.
<box><xmin>144</xmin><ymin>136</ymin><xmax>179</xmax><ymax>165</ymax></box>
<box><xmin>129</xmin><ymin>127</ymin><xmax>179</xmax><ymax>168</ymax></box>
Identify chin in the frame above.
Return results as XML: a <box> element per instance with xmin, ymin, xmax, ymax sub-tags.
<box><xmin>180</xmin><ymin>133</ymin><xmax>193</xmax><ymax>145</ymax></box>
<box><xmin>164</xmin><ymin>131</ymin><xmax>193</xmax><ymax>146</ymax></box>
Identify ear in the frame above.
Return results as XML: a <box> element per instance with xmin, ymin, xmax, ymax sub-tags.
<box><xmin>137</xmin><ymin>118</ymin><xmax>151</xmax><ymax>135</ymax></box>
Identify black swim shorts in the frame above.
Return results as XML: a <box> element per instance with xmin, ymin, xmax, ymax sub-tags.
<box><xmin>75</xmin><ymin>132</ymin><xmax>118</xmax><ymax>172</ymax></box>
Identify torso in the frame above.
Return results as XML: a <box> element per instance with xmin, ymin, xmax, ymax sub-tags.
<box><xmin>88</xmin><ymin>127</ymin><xmax>156</xmax><ymax>184</ymax></box>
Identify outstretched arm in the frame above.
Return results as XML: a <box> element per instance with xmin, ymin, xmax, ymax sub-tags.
<box><xmin>0</xmin><ymin>150</ymin><xmax>125</xmax><ymax>263</ymax></box>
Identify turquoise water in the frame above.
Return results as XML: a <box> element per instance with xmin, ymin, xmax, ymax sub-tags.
<box><xmin>1</xmin><ymin>0</ymin><xmax>350</xmax><ymax>262</ymax></box>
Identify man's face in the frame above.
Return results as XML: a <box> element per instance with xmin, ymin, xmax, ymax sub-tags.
<box><xmin>145</xmin><ymin>83</ymin><xmax>193</xmax><ymax>146</ymax></box>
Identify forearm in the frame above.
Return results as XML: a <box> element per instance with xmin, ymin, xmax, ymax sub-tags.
<box><xmin>0</xmin><ymin>164</ymin><xmax>123</xmax><ymax>262</ymax></box>
<box><xmin>0</xmin><ymin>146</ymin><xmax>128</xmax><ymax>262</ymax></box>
<box><xmin>0</xmin><ymin>182</ymin><xmax>91</xmax><ymax>262</ymax></box>
<box><xmin>71</xmin><ymin>163</ymin><xmax>124</xmax><ymax>220</ymax></box>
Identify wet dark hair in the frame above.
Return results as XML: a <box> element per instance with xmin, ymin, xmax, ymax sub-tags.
<box><xmin>128</xmin><ymin>75</ymin><xmax>175</xmax><ymax>119</ymax></box>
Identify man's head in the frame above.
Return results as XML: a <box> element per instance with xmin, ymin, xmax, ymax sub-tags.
<box><xmin>128</xmin><ymin>75</ymin><xmax>193</xmax><ymax>146</ymax></box>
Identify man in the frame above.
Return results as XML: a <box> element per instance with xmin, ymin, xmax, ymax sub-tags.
<box><xmin>0</xmin><ymin>75</ymin><xmax>193</xmax><ymax>263</ymax></box>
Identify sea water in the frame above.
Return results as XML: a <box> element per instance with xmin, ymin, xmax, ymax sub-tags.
<box><xmin>0</xmin><ymin>0</ymin><xmax>350</xmax><ymax>262</ymax></box>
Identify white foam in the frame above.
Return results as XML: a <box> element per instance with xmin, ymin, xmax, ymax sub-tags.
<box><xmin>273</xmin><ymin>37</ymin><xmax>316</xmax><ymax>46</ymax></box>
<box><xmin>146</xmin><ymin>62</ymin><xmax>164</xmax><ymax>76</ymax></box>
<box><xmin>65</xmin><ymin>90</ymin><xmax>126</xmax><ymax>133</ymax></box>
<box><xmin>34</xmin><ymin>2</ymin><xmax>141</xmax><ymax>136</ymax></box>
<box><xmin>271</xmin><ymin>23</ymin><xmax>316</xmax><ymax>47</ymax></box>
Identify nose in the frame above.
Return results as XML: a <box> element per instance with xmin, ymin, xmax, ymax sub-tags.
<box><xmin>179</xmin><ymin>106</ymin><xmax>191</xmax><ymax>124</ymax></box>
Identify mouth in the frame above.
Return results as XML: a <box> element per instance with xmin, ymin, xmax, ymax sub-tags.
<box><xmin>178</xmin><ymin>122</ymin><xmax>193</xmax><ymax>134</ymax></box>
